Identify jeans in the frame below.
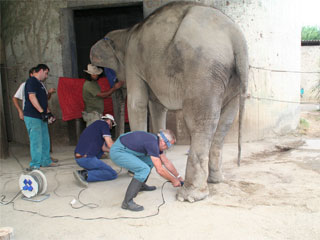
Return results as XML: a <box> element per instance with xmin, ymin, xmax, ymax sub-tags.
<box><xmin>24</xmin><ymin>116</ymin><xmax>51</xmax><ymax>168</ymax></box>
<box><xmin>110</xmin><ymin>134</ymin><xmax>154</xmax><ymax>182</ymax></box>
<box><xmin>75</xmin><ymin>156</ymin><xmax>117</xmax><ymax>182</ymax></box>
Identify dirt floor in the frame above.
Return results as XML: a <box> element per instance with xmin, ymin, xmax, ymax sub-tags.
<box><xmin>1</xmin><ymin>104</ymin><xmax>320</xmax><ymax>240</ymax></box>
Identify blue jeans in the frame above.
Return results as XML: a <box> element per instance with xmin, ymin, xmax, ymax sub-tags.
<box><xmin>110</xmin><ymin>134</ymin><xmax>154</xmax><ymax>182</ymax></box>
<box><xmin>75</xmin><ymin>156</ymin><xmax>117</xmax><ymax>182</ymax></box>
<box><xmin>24</xmin><ymin>116</ymin><xmax>51</xmax><ymax>168</ymax></box>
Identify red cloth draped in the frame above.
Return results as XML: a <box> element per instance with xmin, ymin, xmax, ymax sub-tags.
<box><xmin>57</xmin><ymin>77</ymin><xmax>128</xmax><ymax>122</ymax></box>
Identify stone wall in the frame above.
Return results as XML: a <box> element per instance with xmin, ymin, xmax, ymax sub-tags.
<box><xmin>1</xmin><ymin>0</ymin><xmax>68</xmax><ymax>144</ymax></box>
<box><xmin>0</xmin><ymin>0</ymin><xmax>141</xmax><ymax>145</ymax></box>
<box><xmin>146</xmin><ymin>0</ymin><xmax>301</xmax><ymax>143</ymax></box>
<box><xmin>1</xmin><ymin>0</ymin><xmax>301</xmax><ymax>145</ymax></box>
<box><xmin>301</xmin><ymin>45</ymin><xmax>320</xmax><ymax>102</ymax></box>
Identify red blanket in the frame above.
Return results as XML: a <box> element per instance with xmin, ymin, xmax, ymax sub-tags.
<box><xmin>58</xmin><ymin>77</ymin><xmax>128</xmax><ymax>122</ymax></box>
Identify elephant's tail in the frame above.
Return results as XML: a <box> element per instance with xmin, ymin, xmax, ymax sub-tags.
<box><xmin>234</xmin><ymin>39</ymin><xmax>249</xmax><ymax>166</ymax></box>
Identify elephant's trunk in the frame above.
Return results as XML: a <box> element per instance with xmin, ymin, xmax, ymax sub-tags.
<box><xmin>112</xmin><ymin>88</ymin><xmax>127</xmax><ymax>138</ymax></box>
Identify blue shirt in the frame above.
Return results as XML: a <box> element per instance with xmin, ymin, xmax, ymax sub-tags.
<box><xmin>120</xmin><ymin>131</ymin><xmax>162</xmax><ymax>158</ymax></box>
<box><xmin>75</xmin><ymin>120</ymin><xmax>111</xmax><ymax>158</ymax></box>
<box><xmin>23</xmin><ymin>77</ymin><xmax>48</xmax><ymax>119</ymax></box>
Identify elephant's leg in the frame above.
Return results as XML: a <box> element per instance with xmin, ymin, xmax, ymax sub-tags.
<box><xmin>177</xmin><ymin>91</ymin><xmax>223</xmax><ymax>202</ymax></box>
<box><xmin>148</xmin><ymin>100</ymin><xmax>167</xmax><ymax>133</ymax></box>
<box><xmin>207</xmin><ymin>94</ymin><xmax>239</xmax><ymax>183</ymax></box>
<box><xmin>126</xmin><ymin>77</ymin><xmax>149</xmax><ymax>131</ymax></box>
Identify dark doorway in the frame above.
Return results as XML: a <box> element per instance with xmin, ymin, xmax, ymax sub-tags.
<box><xmin>73</xmin><ymin>4</ymin><xmax>143</xmax><ymax>78</ymax></box>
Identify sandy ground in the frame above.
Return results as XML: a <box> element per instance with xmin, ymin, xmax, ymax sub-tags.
<box><xmin>1</xmin><ymin>104</ymin><xmax>320</xmax><ymax>240</ymax></box>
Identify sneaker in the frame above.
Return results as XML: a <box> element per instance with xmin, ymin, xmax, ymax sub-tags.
<box><xmin>73</xmin><ymin>170</ymin><xmax>88</xmax><ymax>188</ymax></box>
<box><xmin>42</xmin><ymin>163</ymin><xmax>59</xmax><ymax>168</ymax></box>
<box><xmin>25</xmin><ymin>166</ymin><xmax>40</xmax><ymax>172</ymax></box>
<box><xmin>51</xmin><ymin>158</ymin><xmax>59</xmax><ymax>163</ymax></box>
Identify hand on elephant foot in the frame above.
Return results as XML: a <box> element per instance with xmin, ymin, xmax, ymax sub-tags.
<box><xmin>176</xmin><ymin>184</ymin><xmax>209</xmax><ymax>203</ymax></box>
<box><xmin>207</xmin><ymin>171</ymin><xmax>224</xmax><ymax>183</ymax></box>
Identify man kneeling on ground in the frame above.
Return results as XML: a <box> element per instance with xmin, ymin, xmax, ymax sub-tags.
<box><xmin>110</xmin><ymin>129</ymin><xmax>184</xmax><ymax>211</ymax></box>
<box><xmin>73</xmin><ymin>114</ymin><xmax>117</xmax><ymax>187</ymax></box>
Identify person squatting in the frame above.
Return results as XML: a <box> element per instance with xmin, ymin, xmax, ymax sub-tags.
<box><xmin>73</xmin><ymin>114</ymin><xmax>184</xmax><ymax>212</ymax></box>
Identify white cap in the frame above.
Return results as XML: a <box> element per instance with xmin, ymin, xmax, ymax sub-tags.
<box><xmin>101</xmin><ymin>114</ymin><xmax>116</xmax><ymax>126</ymax></box>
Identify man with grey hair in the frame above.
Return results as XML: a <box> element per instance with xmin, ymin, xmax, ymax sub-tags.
<box><xmin>110</xmin><ymin>129</ymin><xmax>184</xmax><ymax>211</ymax></box>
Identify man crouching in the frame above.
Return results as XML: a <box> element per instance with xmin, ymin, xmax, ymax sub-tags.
<box><xmin>110</xmin><ymin>129</ymin><xmax>184</xmax><ymax>211</ymax></box>
<box><xmin>73</xmin><ymin>114</ymin><xmax>117</xmax><ymax>187</ymax></box>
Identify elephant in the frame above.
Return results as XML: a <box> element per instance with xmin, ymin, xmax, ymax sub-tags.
<box><xmin>90</xmin><ymin>1</ymin><xmax>249</xmax><ymax>202</ymax></box>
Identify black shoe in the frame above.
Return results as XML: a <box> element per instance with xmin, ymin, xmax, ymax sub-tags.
<box><xmin>79</xmin><ymin>169</ymin><xmax>88</xmax><ymax>180</ymax></box>
<box><xmin>140</xmin><ymin>183</ymin><xmax>156</xmax><ymax>192</ymax></box>
<box><xmin>122</xmin><ymin>199</ymin><xmax>144</xmax><ymax>211</ymax></box>
<box><xmin>25</xmin><ymin>166</ymin><xmax>40</xmax><ymax>172</ymax></box>
<box><xmin>73</xmin><ymin>170</ymin><xmax>88</xmax><ymax>188</ymax></box>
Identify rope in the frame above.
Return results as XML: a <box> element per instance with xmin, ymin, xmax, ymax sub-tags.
<box><xmin>249</xmin><ymin>65</ymin><xmax>320</xmax><ymax>74</ymax></box>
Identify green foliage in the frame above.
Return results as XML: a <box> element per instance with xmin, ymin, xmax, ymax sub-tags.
<box><xmin>301</xmin><ymin>26</ymin><xmax>320</xmax><ymax>41</ymax></box>
<box><xmin>299</xmin><ymin>118</ymin><xmax>309</xmax><ymax>129</ymax></box>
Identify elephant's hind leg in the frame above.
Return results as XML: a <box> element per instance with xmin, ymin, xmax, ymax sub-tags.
<box><xmin>208</xmin><ymin>88</ymin><xmax>240</xmax><ymax>183</ymax></box>
<box><xmin>177</xmin><ymin>91</ymin><xmax>224</xmax><ymax>202</ymax></box>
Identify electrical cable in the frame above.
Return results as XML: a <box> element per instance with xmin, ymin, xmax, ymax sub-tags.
<box><xmin>70</xmin><ymin>188</ymin><xmax>99</xmax><ymax>209</ymax></box>
<box><xmin>9</xmin><ymin>181</ymin><xmax>171</xmax><ymax>220</ymax></box>
<box><xmin>0</xmin><ymin>191</ymin><xmax>22</xmax><ymax>205</ymax></box>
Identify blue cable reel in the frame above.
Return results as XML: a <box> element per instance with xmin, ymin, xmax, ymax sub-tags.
<box><xmin>19</xmin><ymin>170</ymin><xmax>48</xmax><ymax>198</ymax></box>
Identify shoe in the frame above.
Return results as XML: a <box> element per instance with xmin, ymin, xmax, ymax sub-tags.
<box><xmin>42</xmin><ymin>163</ymin><xmax>59</xmax><ymax>168</ymax></box>
<box><xmin>139</xmin><ymin>173</ymin><xmax>156</xmax><ymax>191</ymax></box>
<box><xmin>25</xmin><ymin>166</ymin><xmax>40</xmax><ymax>172</ymax></box>
<box><xmin>51</xmin><ymin>158</ymin><xmax>59</xmax><ymax>163</ymax></box>
<box><xmin>140</xmin><ymin>183</ymin><xmax>156</xmax><ymax>192</ymax></box>
<box><xmin>73</xmin><ymin>170</ymin><xmax>88</xmax><ymax>188</ymax></box>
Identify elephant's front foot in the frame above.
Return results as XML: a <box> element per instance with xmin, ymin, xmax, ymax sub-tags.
<box><xmin>177</xmin><ymin>184</ymin><xmax>209</xmax><ymax>203</ymax></box>
<box><xmin>207</xmin><ymin>170</ymin><xmax>224</xmax><ymax>183</ymax></box>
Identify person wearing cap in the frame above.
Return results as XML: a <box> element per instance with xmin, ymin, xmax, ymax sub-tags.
<box><xmin>82</xmin><ymin>64</ymin><xmax>124</xmax><ymax>127</ymax></box>
<box><xmin>109</xmin><ymin>129</ymin><xmax>184</xmax><ymax>211</ymax></box>
<box><xmin>73</xmin><ymin>114</ymin><xmax>118</xmax><ymax>187</ymax></box>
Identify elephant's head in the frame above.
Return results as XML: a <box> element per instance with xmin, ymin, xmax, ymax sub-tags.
<box><xmin>90</xmin><ymin>29</ymin><xmax>129</xmax><ymax>84</ymax></box>
<box><xmin>90</xmin><ymin>29</ymin><xmax>130</xmax><ymax>137</ymax></box>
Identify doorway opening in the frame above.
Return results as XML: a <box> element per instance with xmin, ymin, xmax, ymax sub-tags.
<box><xmin>73</xmin><ymin>4</ymin><xmax>143</xmax><ymax>78</ymax></box>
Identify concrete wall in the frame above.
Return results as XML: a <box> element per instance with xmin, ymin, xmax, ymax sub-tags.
<box><xmin>146</xmin><ymin>0</ymin><xmax>301</xmax><ymax>143</ymax></box>
<box><xmin>0</xmin><ymin>0</ymin><xmax>141</xmax><ymax>145</ymax></box>
<box><xmin>1</xmin><ymin>0</ymin><xmax>301</xmax><ymax>145</ymax></box>
<box><xmin>301</xmin><ymin>45</ymin><xmax>320</xmax><ymax>102</ymax></box>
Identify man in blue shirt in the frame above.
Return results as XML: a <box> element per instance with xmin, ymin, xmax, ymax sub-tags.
<box><xmin>110</xmin><ymin>129</ymin><xmax>184</xmax><ymax>211</ymax></box>
<box><xmin>23</xmin><ymin>64</ymin><xmax>56</xmax><ymax>170</ymax></box>
<box><xmin>73</xmin><ymin>114</ymin><xmax>118</xmax><ymax>187</ymax></box>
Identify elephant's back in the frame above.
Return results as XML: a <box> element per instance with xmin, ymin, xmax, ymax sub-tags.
<box><xmin>127</xmin><ymin>2</ymin><xmax>244</xmax><ymax>109</ymax></box>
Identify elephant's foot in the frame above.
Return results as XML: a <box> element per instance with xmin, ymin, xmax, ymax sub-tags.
<box><xmin>207</xmin><ymin>171</ymin><xmax>224</xmax><ymax>183</ymax></box>
<box><xmin>176</xmin><ymin>184</ymin><xmax>209</xmax><ymax>203</ymax></box>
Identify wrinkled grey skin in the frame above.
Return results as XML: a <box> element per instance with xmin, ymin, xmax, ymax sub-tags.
<box><xmin>90</xmin><ymin>2</ymin><xmax>248</xmax><ymax>202</ymax></box>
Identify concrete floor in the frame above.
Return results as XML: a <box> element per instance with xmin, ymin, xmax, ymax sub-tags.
<box><xmin>1</xmin><ymin>135</ymin><xmax>320</xmax><ymax>239</ymax></box>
